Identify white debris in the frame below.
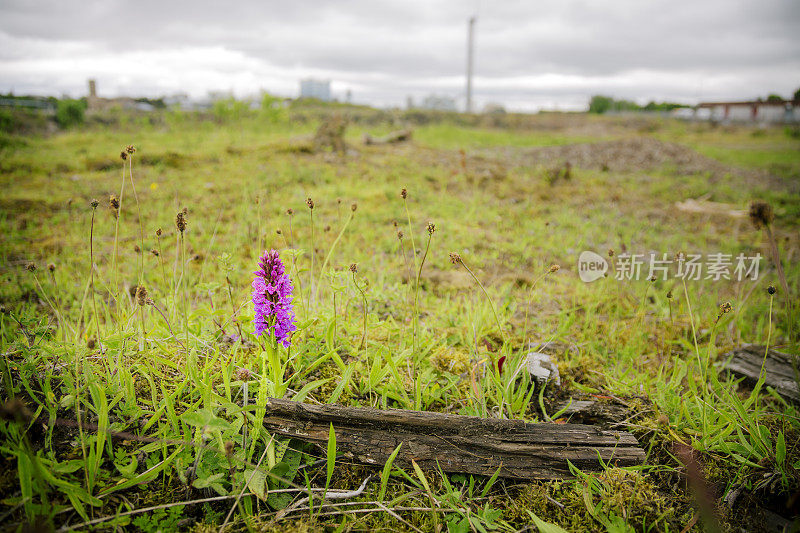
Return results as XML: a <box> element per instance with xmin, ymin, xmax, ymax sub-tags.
<box><xmin>526</xmin><ymin>352</ymin><xmax>560</xmax><ymax>386</ymax></box>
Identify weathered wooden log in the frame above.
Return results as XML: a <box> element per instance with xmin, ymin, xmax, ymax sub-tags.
<box><xmin>363</xmin><ymin>129</ymin><xmax>412</xmax><ymax>145</ymax></box>
<box><xmin>723</xmin><ymin>344</ymin><xmax>799</xmax><ymax>403</ymax></box>
<box><xmin>261</xmin><ymin>398</ymin><xmax>645</xmax><ymax>480</ymax></box>
<box><xmin>553</xmin><ymin>399</ymin><xmax>629</xmax><ymax>427</ymax></box>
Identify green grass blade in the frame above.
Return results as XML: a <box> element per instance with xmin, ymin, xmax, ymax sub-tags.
<box><xmin>378</xmin><ymin>443</ymin><xmax>402</xmax><ymax>501</ymax></box>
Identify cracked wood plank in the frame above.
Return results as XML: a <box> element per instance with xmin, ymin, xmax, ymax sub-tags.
<box><xmin>724</xmin><ymin>344</ymin><xmax>800</xmax><ymax>403</ymax></box>
<box><xmin>261</xmin><ymin>398</ymin><xmax>645</xmax><ymax>480</ymax></box>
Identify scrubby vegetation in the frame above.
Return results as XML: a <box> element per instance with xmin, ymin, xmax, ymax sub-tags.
<box><xmin>588</xmin><ymin>95</ymin><xmax>689</xmax><ymax>114</ymax></box>
<box><xmin>0</xmin><ymin>109</ymin><xmax>798</xmax><ymax>531</ymax></box>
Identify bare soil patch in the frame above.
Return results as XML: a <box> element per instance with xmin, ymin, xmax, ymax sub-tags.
<box><xmin>505</xmin><ymin>137</ymin><xmax>733</xmax><ymax>175</ymax></box>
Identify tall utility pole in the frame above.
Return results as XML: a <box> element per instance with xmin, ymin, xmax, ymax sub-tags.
<box><xmin>466</xmin><ymin>16</ymin><xmax>475</xmax><ymax>113</ymax></box>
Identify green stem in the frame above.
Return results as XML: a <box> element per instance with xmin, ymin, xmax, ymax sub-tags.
<box><xmin>413</xmin><ymin>233</ymin><xmax>433</xmax><ymax>360</ymax></box>
<box><xmin>181</xmin><ymin>232</ymin><xmax>190</xmax><ymax>365</ymax></box>
<box><xmin>404</xmin><ymin>200</ymin><xmax>419</xmax><ymax>351</ymax></box>
<box><xmin>765</xmin><ymin>225</ymin><xmax>795</xmax><ymax>342</ymax></box>
<box><xmin>32</xmin><ymin>273</ymin><xmax>69</xmax><ymax>342</ymax></box>
<box><xmin>47</xmin><ymin>270</ymin><xmax>69</xmax><ymax>343</ymax></box>
<box><xmin>128</xmin><ymin>156</ymin><xmax>145</xmax><ymax>285</ymax></box>
<box><xmin>682</xmin><ymin>279</ymin><xmax>702</xmax><ymax>381</ymax></box>
<box><xmin>521</xmin><ymin>269</ymin><xmax>551</xmax><ymax>354</ymax></box>
<box><xmin>462</xmin><ymin>260</ymin><xmax>506</xmax><ymax>345</ymax></box>
<box><xmin>309</xmin><ymin>210</ymin><xmax>315</xmax><ymax>309</ymax></box>
<box><xmin>762</xmin><ymin>295</ymin><xmax>774</xmax><ymax>377</ymax></box>
<box><xmin>112</xmin><ymin>162</ymin><xmax>126</xmax><ymax>309</ymax></box>
<box><xmin>352</xmin><ymin>272</ymin><xmax>368</xmax><ymax>351</ymax></box>
<box><xmin>156</xmin><ymin>234</ymin><xmax>168</xmax><ymax>296</ymax></box>
<box><xmin>314</xmin><ymin>211</ymin><xmax>354</xmax><ymax>305</ymax></box>
<box><xmin>682</xmin><ymin>278</ymin><xmax>706</xmax><ymax>437</ymax></box>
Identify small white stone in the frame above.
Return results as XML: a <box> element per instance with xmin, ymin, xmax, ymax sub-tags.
<box><xmin>525</xmin><ymin>352</ymin><xmax>560</xmax><ymax>386</ymax></box>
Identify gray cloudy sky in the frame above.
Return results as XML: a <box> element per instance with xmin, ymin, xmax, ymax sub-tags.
<box><xmin>1</xmin><ymin>0</ymin><xmax>798</xmax><ymax>111</ymax></box>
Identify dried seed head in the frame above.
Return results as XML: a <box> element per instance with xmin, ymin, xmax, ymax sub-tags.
<box><xmin>0</xmin><ymin>305</ymin><xmax>6</xmax><ymax>314</ymax></box>
<box><xmin>135</xmin><ymin>285</ymin><xmax>148</xmax><ymax>306</ymax></box>
<box><xmin>306</xmin><ymin>197</ymin><xmax>314</xmax><ymax>210</ymax></box>
<box><xmin>150</xmin><ymin>248</ymin><xmax>159</xmax><ymax>257</ymax></box>
<box><xmin>397</xmin><ymin>230</ymin><xmax>404</xmax><ymax>240</ymax></box>
<box><xmin>276</xmin><ymin>228</ymin><xmax>282</xmax><ymax>235</ymax></box>
<box><xmin>607</xmin><ymin>248</ymin><xmax>615</xmax><ymax>257</ymax></box>
<box><xmin>48</xmin><ymin>263</ymin><xmax>56</xmax><ymax>272</ymax></box>
<box><xmin>287</xmin><ymin>208</ymin><xmax>294</xmax><ymax>216</ymax></box>
<box><xmin>26</xmin><ymin>262</ymin><xmax>36</xmax><ymax>272</ymax></box>
<box><xmin>549</xmin><ymin>264</ymin><xmax>560</xmax><ymax>273</ymax></box>
<box><xmin>666</xmin><ymin>290</ymin><xmax>673</xmax><ymax>299</ymax></box>
<box><xmin>133</xmin><ymin>244</ymin><xmax>141</xmax><ymax>253</ymax></box>
<box><xmin>426</xmin><ymin>222</ymin><xmax>435</xmax><ymax>235</ymax></box>
<box><xmin>182</xmin><ymin>207</ymin><xmax>188</xmax><ymax>215</ymax></box>
<box><xmin>86</xmin><ymin>338</ymin><xmax>96</xmax><ymax>350</ymax></box>
<box><xmin>349</xmin><ymin>263</ymin><xmax>358</xmax><ymax>273</ymax></box>
<box><xmin>649</xmin><ymin>275</ymin><xmax>656</xmax><ymax>282</ymax></box>
<box><xmin>717</xmin><ymin>302</ymin><xmax>733</xmax><ymax>318</ymax></box>
<box><xmin>401</xmin><ymin>188</ymin><xmax>407</xmax><ymax>199</ymax></box>
<box><xmin>224</xmin><ymin>441</ymin><xmax>235</xmax><ymax>458</ymax></box>
<box><xmin>392</xmin><ymin>220</ymin><xmax>398</xmax><ymax>228</ymax></box>
<box><xmin>120</xmin><ymin>151</ymin><xmax>127</xmax><ymax>160</ymax></box>
<box><xmin>235</xmin><ymin>367</ymin><xmax>252</xmax><ymax>381</ymax></box>
<box><xmin>337</xmin><ymin>198</ymin><xmax>342</xmax><ymax>204</ymax></box>
<box><xmin>767</xmin><ymin>285</ymin><xmax>777</xmax><ymax>295</ymax></box>
<box><xmin>449</xmin><ymin>252</ymin><xmax>462</xmax><ymax>264</ymax></box>
<box><xmin>156</xmin><ymin>228</ymin><xmax>162</xmax><ymax>237</ymax></box>
<box><xmin>109</xmin><ymin>195</ymin><xmax>120</xmax><ymax>210</ymax></box>
<box><xmin>90</xmin><ymin>199</ymin><xmax>99</xmax><ymax>209</ymax></box>
<box><xmin>176</xmin><ymin>211</ymin><xmax>187</xmax><ymax>233</ymax></box>
<box><xmin>749</xmin><ymin>201</ymin><xmax>774</xmax><ymax>229</ymax></box>
<box><xmin>324</xmin><ymin>225</ymin><xmax>331</xmax><ymax>232</ymax></box>
<box><xmin>126</xmin><ymin>145</ymin><xmax>136</xmax><ymax>154</ymax></box>
<box><xmin>351</xmin><ymin>202</ymin><xmax>357</xmax><ymax>212</ymax></box>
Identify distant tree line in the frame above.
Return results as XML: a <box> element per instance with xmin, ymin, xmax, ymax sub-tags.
<box><xmin>763</xmin><ymin>88</ymin><xmax>800</xmax><ymax>102</ymax></box>
<box><xmin>588</xmin><ymin>95</ymin><xmax>689</xmax><ymax>114</ymax></box>
<box><xmin>134</xmin><ymin>97</ymin><xmax>166</xmax><ymax>109</ymax></box>
<box><xmin>590</xmin><ymin>88</ymin><xmax>800</xmax><ymax>114</ymax></box>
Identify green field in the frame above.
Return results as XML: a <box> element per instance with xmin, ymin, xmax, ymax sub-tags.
<box><xmin>1</xmin><ymin>109</ymin><xmax>799</xmax><ymax>532</ymax></box>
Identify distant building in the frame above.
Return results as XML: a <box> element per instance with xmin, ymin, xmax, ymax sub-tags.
<box><xmin>300</xmin><ymin>79</ymin><xmax>331</xmax><ymax>101</ymax></box>
<box><xmin>86</xmin><ymin>79</ymin><xmax>139</xmax><ymax>112</ymax></box>
<box><xmin>421</xmin><ymin>94</ymin><xmax>457</xmax><ymax>112</ymax></box>
<box><xmin>696</xmin><ymin>99</ymin><xmax>798</xmax><ymax>123</ymax></box>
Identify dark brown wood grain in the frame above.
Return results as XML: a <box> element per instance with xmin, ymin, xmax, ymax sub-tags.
<box><xmin>261</xmin><ymin>398</ymin><xmax>645</xmax><ymax>479</ymax></box>
<box><xmin>724</xmin><ymin>344</ymin><xmax>799</xmax><ymax>402</ymax></box>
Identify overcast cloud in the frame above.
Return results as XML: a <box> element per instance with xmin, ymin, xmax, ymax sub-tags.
<box><xmin>1</xmin><ymin>0</ymin><xmax>798</xmax><ymax>111</ymax></box>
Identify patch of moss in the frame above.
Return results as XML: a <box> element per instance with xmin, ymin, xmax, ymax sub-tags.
<box><xmin>430</xmin><ymin>346</ymin><xmax>470</xmax><ymax>374</ymax></box>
